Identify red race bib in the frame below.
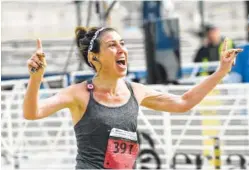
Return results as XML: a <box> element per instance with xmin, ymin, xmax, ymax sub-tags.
<box><xmin>104</xmin><ymin>128</ymin><xmax>139</xmax><ymax>169</ymax></box>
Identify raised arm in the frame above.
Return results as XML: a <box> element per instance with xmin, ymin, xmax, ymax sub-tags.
<box><xmin>23</xmin><ymin>39</ymin><xmax>75</xmax><ymax>120</ymax></box>
<box><xmin>136</xmin><ymin>38</ymin><xmax>243</xmax><ymax>113</ymax></box>
<box><xmin>23</xmin><ymin>83</ymin><xmax>75</xmax><ymax>120</ymax></box>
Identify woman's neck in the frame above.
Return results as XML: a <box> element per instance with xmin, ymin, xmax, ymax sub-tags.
<box><xmin>92</xmin><ymin>75</ymin><xmax>125</xmax><ymax>96</ymax></box>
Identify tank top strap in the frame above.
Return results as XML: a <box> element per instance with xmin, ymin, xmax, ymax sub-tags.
<box><xmin>124</xmin><ymin>79</ymin><xmax>135</xmax><ymax>96</ymax></box>
<box><xmin>86</xmin><ymin>79</ymin><xmax>94</xmax><ymax>98</ymax></box>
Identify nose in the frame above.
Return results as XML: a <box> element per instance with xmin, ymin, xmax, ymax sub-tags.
<box><xmin>117</xmin><ymin>43</ymin><xmax>127</xmax><ymax>55</ymax></box>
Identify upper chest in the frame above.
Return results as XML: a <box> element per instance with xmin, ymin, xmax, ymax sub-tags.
<box><xmin>72</xmin><ymin>82</ymin><xmax>143</xmax><ymax>111</ymax></box>
<box><xmin>92</xmin><ymin>90</ymin><xmax>131</xmax><ymax>107</ymax></box>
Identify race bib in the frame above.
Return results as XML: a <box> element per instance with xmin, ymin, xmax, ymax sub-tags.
<box><xmin>104</xmin><ymin>128</ymin><xmax>139</xmax><ymax>169</ymax></box>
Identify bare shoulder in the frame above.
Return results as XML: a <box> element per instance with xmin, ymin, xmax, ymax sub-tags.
<box><xmin>129</xmin><ymin>82</ymin><xmax>148</xmax><ymax>104</ymax></box>
<box><xmin>130</xmin><ymin>82</ymin><xmax>158</xmax><ymax>94</ymax></box>
<box><xmin>56</xmin><ymin>81</ymin><xmax>90</xmax><ymax>109</ymax></box>
<box><xmin>67</xmin><ymin>81</ymin><xmax>90</xmax><ymax>104</ymax></box>
<box><xmin>67</xmin><ymin>81</ymin><xmax>88</xmax><ymax>92</ymax></box>
<box><xmin>130</xmin><ymin>82</ymin><xmax>163</xmax><ymax>104</ymax></box>
<box><xmin>130</xmin><ymin>82</ymin><xmax>146</xmax><ymax>90</ymax></box>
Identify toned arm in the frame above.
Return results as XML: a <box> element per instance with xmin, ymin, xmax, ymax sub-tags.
<box><xmin>132</xmin><ymin>70</ymin><xmax>228</xmax><ymax>113</ymax></box>
<box><xmin>132</xmin><ymin>83</ymin><xmax>187</xmax><ymax>113</ymax></box>
<box><xmin>23</xmin><ymin>80</ymin><xmax>75</xmax><ymax>120</ymax></box>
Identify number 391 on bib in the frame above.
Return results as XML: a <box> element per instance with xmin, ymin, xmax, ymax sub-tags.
<box><xmin>104</xmin><ymin>128</ymin><xmax>140</xmax><ymax>169</ymax></box>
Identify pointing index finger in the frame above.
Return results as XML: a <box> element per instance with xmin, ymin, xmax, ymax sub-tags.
<box><xmin>222</xmin><ymin>37</ymin><xmax>228</xmax><ymax>52</ymax></box>
<box><xmin>235</xmin><ymin>48</ymin><xmax>243</xmax><ymax>54</ymax></box>
<box><xmin>36</xmin><ymin>38</ymin><xmax>43</xmax><ymax>52</ymax></box>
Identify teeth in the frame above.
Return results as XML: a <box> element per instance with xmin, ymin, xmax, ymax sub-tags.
<box><xmin>116</xmin><ymin>60</ymin><xmax>125</xmax><ymax>65</ymax></box>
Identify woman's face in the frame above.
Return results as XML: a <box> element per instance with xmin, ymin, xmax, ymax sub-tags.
<box><xmin>97</xmin><ymin>31</ymin><xmax>128</xmax><ymax>78</ymax></box>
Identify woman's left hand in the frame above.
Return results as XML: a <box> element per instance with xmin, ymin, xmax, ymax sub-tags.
<box><xmin>217</xmin><ymin>38</ymin><xmax>243</xmax><ymax>75</ymax></box>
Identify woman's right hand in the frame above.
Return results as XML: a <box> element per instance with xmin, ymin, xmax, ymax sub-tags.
<box><xmin>26</xmin><ymin>38</ymin><xmax>47</xmax><ymax>79</ymax></box>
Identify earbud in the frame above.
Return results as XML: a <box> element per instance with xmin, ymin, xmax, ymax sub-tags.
<box><xmin>93</xmin><ymin>56</ymin><xmax>99</xmax><ymax>62</ymax></box>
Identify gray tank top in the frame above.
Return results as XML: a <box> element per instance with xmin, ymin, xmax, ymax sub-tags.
<box><xmin>74</xmin><ymin>79</ymin><xmax>139</xmax><ymax>169</ymax></box>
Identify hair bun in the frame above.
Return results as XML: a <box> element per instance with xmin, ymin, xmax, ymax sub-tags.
<box><xmin>75</xmin><ymin>26</ymin><xmax>87</xmax><ymax>37</ymax></box>
<box><xmin>75</xmin><ymin>26</ymin><xmax>87</xmax><ymax>47</ymax></box>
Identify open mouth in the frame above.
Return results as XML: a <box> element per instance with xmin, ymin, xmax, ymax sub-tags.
<box><xmin>116</xmin><ymin>59</ymin><xmax>126</xmax><ymax>66</ymax></box>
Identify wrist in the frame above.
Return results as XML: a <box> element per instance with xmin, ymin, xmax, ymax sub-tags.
<box><xmin>30</xmin><ymin>75</ymin><xmax>43</xmax><ymax>83</ymax></box>
<box><xmin>215</xmin><ymin>68</ymin><xmax>227</xmax><ymax>78</ymax></box>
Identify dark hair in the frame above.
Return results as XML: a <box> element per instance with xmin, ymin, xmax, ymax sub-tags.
<box><xmin>75</xmin><ymin>26</ymin><xmax>116</xmax><ymax>69</ymax></box>
<box><xmin>205</xmin><ymin>24</ymin><xmax>218</xmax><ymax>33</ymax></box>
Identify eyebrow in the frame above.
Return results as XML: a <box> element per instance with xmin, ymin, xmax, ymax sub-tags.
<box><xmin>105</xmin><ymin>39</ymin><xmax>124</xmax><ymax>43</ymax></box>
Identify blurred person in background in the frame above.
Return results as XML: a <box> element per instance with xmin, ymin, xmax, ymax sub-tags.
<box><xmin>23</xmin><ymin>26</ymin><xmax>242</xmax><ymax>169</ymax></box>
<box><xmin>194</xmin><ymin>24</ymin><xmax>235</xmax><ymax>75</ymax></box>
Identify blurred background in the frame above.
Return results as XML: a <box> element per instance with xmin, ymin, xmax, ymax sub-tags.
<box><xmin>1</xmin><ymin>0</ymin><xmax>249</xmax><ymax>169</ymax></box>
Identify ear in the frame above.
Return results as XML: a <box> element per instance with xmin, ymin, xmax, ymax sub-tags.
<box><xmin>88</xmin><ymin>52</ymin><xmax>99</xmax><ymax>63</ymax></box>
<box><xmin>93</xmin><ymin>56</ymin><xmax>98</xmax><ymax>61</ymax></box>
